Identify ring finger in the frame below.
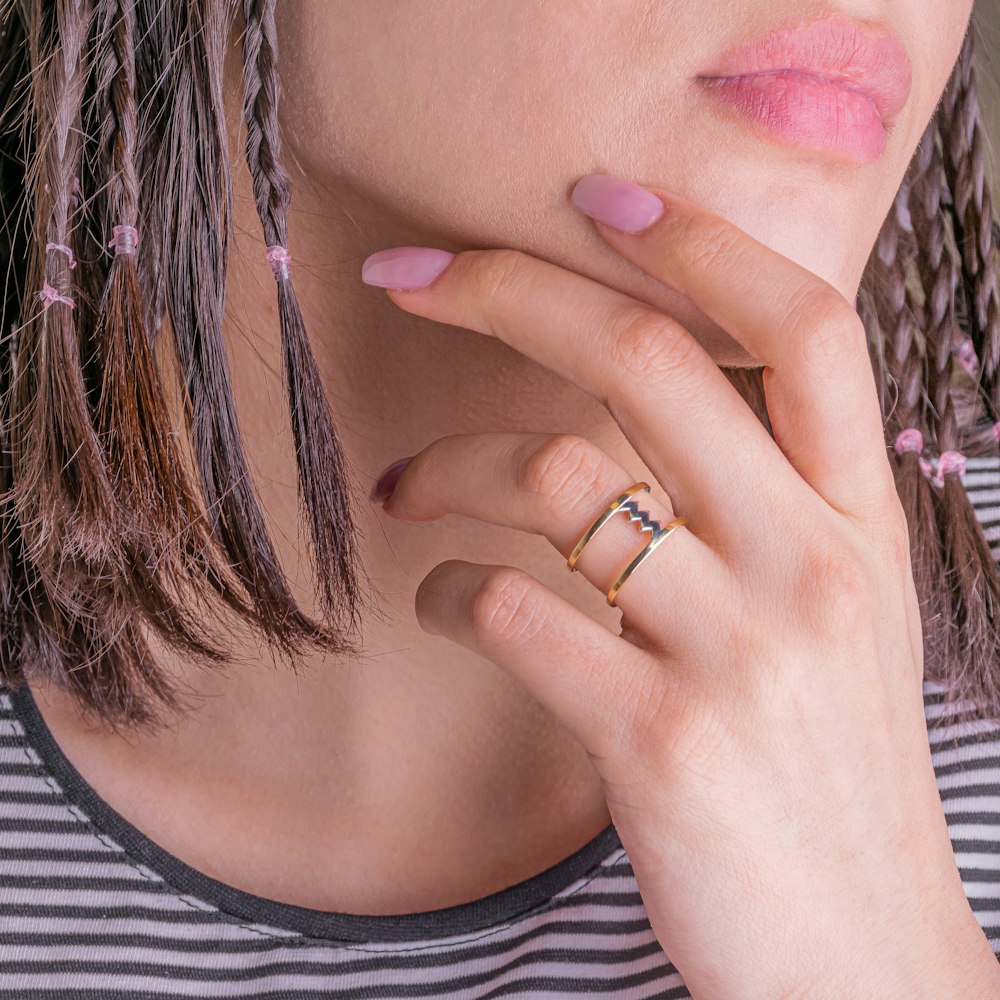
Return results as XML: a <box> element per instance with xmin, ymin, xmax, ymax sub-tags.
<box><xmin>376</xmin><ymin>430</ymin><xmax>728</xmax><ymax>651</ymax></box>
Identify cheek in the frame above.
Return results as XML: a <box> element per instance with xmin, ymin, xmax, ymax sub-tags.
<box><xmin>901</xmin><ymin>4</ymin><xmax>973</xmax><ymax>139</ymax></box>
<box><xmin>272</xmin><ymin>1</ymin><xmax>703</xmax><ymax>251</ymax></box>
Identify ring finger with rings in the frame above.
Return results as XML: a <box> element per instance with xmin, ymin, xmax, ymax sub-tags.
<box><xmin>375</xmin><ymin>430</ymin><xmax>728</xmax><ymax>655</ymax></box>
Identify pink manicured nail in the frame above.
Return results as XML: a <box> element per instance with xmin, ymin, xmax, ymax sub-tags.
<box><xmin>362</xmin><ymin>247</ymin><xmax>455</xmax><ymax>290</ymax></box>
<box><xmin>570</xmin><ymin>174</ymin><xmax>665</xmax><ymax>234</ymax></box>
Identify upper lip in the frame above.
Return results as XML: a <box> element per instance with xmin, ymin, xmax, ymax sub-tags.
<box><xmin>696</xmin><ymin>15</ymin><xmax>912</xmax><ymax>123</ymax></box>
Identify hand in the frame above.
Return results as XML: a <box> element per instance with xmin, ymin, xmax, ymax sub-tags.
<box><xmin>361</xmin><ymin>174</ymin><xmax>1000</xmax><ymax>999</ymax></box>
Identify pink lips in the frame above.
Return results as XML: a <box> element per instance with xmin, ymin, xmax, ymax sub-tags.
<box><xmin>697</xmin><ymin>17</ymin><xmax>912</xmax><ymax>163</ymax></box>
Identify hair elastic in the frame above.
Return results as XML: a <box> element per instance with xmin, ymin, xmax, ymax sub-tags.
<box><xmin>932</xmin><ymin>450</ymin><xmax>967</xmax><ymax>487</ymax></box>
<box><xmin>38</xmin><ymin>282</ymin><xmax>75</xmax><ymax>310</ymax></box>
<box><xmin>957</xmin><ymin>338</ymin><xmax>980</xmax><ymax>378</ymax></box>
<box><xmin>893</xmin><ymin>427</ymin><xmax>923</xmax><ymax>453</ymax></box>
<box><xmin>108</xmin><ymin>225</ymin><xmax>139</xmax><ymax>255</ymax></box>
<box><xmin>895</xmin><ymin>429</ymin><xmax>968</xmax><ymax>487</ymax></box>
<box><xmin>893</xmin><ymin>427</ymin><xmax>933</xmax><ymax>479</ymax></box>
<box><xmin>45</xmin><ymin>242</ymin><xmax>76</xmax><ymax>269</ymax></box>
<box><xmin>265</xmin><ymin>244</ymin><xmax>291</xmax><ymax>281</ymax></box>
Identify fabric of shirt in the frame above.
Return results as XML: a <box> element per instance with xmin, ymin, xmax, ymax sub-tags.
<box><xmin>3</xmin><ymin>457</ymin><xmax>1000</xmax><ymax>998</ymax></box>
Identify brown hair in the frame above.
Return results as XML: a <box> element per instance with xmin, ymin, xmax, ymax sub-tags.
<box><xmin>0</xmin><ymin>0</ymin><xmax>382</xmax><ymax>734</ymax></box>
<box><xmin>2</xmin><ymin>2</ymin><xmax>1000</xmax><ymax>732</ymax></box>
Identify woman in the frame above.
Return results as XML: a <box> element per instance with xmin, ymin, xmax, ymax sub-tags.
<box><xmin>2</xmin><ymin>0</ymin><xmax>1000</xmax><ymax>995</ymax></box>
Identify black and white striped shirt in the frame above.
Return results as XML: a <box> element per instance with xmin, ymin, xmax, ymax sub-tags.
<box><xmin>3</xmin><ymin>457</ymin><xmax>1000</xmax><ymax>998</ymax></box>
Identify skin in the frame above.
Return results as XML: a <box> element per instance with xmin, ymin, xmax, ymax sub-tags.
<box><xmin>26</xmin><ymin>4</ymin><xmax>993</xmax><ymax>983</ymax></box>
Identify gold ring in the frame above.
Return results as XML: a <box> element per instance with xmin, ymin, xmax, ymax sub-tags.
<box><xmin>566</xmin><ymin>481</ymin><xmax>650</xmax><ymax>572</ymax></box>
<box><xmin>606</xmin><ymin>514</ymin><xmax>687</xmax><ymax>606</ymax></box>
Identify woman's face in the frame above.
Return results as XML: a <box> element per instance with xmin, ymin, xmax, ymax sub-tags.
<box><xmin>273</xmin><ymin>1</ymin><xmax>975</xmax><ymax>366</ymax></box>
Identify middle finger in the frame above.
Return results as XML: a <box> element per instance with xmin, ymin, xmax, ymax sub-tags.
<box><xmin>362</xmin><ymin>245</ymin><xmax>792</xmax><ymax>548</ymax></box>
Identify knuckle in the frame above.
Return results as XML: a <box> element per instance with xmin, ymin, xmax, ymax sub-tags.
<box><xmin>467</xmin><ymin>567</ymin><xmax>544</xmax><ymax>645</ymax></box>
<box><xmin>672</xmin><ymin>214</ymin><xmax>746</xmax><ymax>275</ymax></box>
<box><xmin>608</xmin><ymin>303</ymin><xmax>701</xmax><ymax>386</ymax></box>
<box><xmin>516</xmin><ymin>434</ymin><xmax>607</xmax><ymax>517</ymax></box>
<box><xmin>790</xmin><ymin>292</ymin><xmax>867</xmax><ymax>369</ymax></box>
<box><xmin>468</xmin><ymin>249</ymin><xmax>536</xmax><ymax>315</ymax></box>
<box><xmin>796</xmin><ymin>538</ymin><xmax>873</xmax><ymax>640</ymax></box>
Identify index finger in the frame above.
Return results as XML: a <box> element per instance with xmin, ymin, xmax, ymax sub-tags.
<box><xmin>572</xmin><ymin>175</ymin><xmax>897</xmax><ymax>527</ymax></box>
<box><xmin>363</xmin><ymin>244</ymin><xmax>789</xmax><ymax>550</ymax></box>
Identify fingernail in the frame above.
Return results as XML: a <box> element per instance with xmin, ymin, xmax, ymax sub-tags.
<box><xmin>570</xmin><ymin>174</ymin><xmax>665</xmax><ymax>234</ymax></box>
<box><xmin>370</xmin><ymin>456</ymin><xmax>414</xmax><ymax>504</ymax></box>
<box><xmin>361</xmin><ymin>247</ymin><xmax>456</xmax><ymax>290</ymax></box>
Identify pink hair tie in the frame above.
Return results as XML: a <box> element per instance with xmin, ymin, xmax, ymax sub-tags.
<box><xmin>45</xmin><ymin>242</ymin><xmax>76</xmax><ymax>269</ymax></box>
<box><xmin>932</xmin><ymin>450</ymin><xmax>967</xmax><ymax>487</ymax></box>
<box><xmin>957</xmin><ymin>338</ymin><xmax>980</xmax><ymax>378</ymax></box>
<box><xmin>992</xmin><ymin>422</ymin><xmax>1000</xmax><ymax>442</ymax></box>
<box><xmin>893</xmin><ymin>428</ymin><xmax>923</xmax><ymax>454</ymax></box>
<box><xmin>108</xmin><ymin>225</ymin><xmax>139</xmax><ymax>255</ymax></box>
<box><xmin>38</xmin><ymin>282</ymin><xmax>75</xmax><ymax>310</ymax></box>
<box><xmin>265</xmin><ymin>244</ymin><xmax>291</xmax><ymax>281</ymax></box>
<box><xmin>894</xmin><ymin>427</ymin><xmax>933</xmax><ymax>478</ymax></box>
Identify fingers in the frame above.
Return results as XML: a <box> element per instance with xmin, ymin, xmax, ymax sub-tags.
<box><xmin>379</xmin><ymin>430</ymin><xmax>725</xmax><ymax>645</ymax></box>
<box><xmin>362</xmin><ymin>177</ymin><xmax>902</xmax><ymax>549</ymax></box>
<box><xmin>414</xmin><ymin>556</ymin><xmax>671</xmax><ymax>764</ymax></box>
<box><xmin>366</xmin><ymin>246</ymin><xmax>788</xmax><ymax>551</ymax></box>
<box><xmin>572</xmin><ymin>177</ymin><xmax>898</xmax><ymax>528</ymax></box>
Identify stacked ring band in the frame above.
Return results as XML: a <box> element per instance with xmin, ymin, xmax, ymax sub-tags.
<box><xmin>567</xmin><ymin>481</ymin><xmax>688</xmax><ymax>606</ymax></box>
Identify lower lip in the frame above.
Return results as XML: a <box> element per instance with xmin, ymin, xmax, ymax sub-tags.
<box><xmin>700</xmin><ymin>71</ymin><xmax>887</xmax><ymax>162</ymax></box>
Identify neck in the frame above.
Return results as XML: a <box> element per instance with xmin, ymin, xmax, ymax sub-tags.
<box><xmin>215</xmin><ymin>157</ymin><xmax>636</xmax><ymax>770</ymax></box>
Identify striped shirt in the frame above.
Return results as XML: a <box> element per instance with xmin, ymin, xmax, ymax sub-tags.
<box><xmin>3</xmin><ymin>457</ymin><xmax>1000</xmax><ymax>998</ymax></box>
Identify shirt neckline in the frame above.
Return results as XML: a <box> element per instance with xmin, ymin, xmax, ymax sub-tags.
<box><xmin>3</xmin><ymin>676</ymin><xmax>624</xmax><ymax>944</ymax></box>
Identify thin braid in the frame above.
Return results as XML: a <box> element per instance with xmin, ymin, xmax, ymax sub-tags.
<box><xmin>20</xmin><ymin>0</ymin><xmax>174</xmax><ymax>719</ymax></box>
<box><xmin>870</xmin><ymin>164</ymin><xmax>953</xmax><ymax>685</ymax></box>
<box><xmin>939</xmin><ymin>28</ymin><xmax>1000</xmax><ymax>451</ymax></box>
<box><xmin>87</xmin><ymin>0</ymin><xmax>236</xmax><ymax>667</ymax></box>
<box><xmin>908</xmin><ymin>77</ymin><xmax>1000</xmax><ymax>718</ymax></box>
<box><xmin>13</xmin><ymin>0</ymin><xmax>117</xmax><ymax>577</ymax></box>
<box><xmin>8</xmin><ymin>0</ymin><xmax>134</xmax><ymax>698</ymax></box>
<box><xmin>130</xmin><ymin>0</ymin><xmax>168</xmax><ymax>339</ymax></box>
<box><xmin>910</xmin><ymin>122</ymin><xmax>963</xmax><ymax>458</ymax></box>
<box><xmin>874</xmin><ymin>166</ymin><xmax>928</xmax><ymax>434</ymax></box>
<box><xmin>154</xmin><ymin>0</ymin><xmax>340</xmax><ymax>657</ymax></box>
<box><xmin>95</xmin><ymin>0</ymin><xmax>138</xmax><ymax>218</ymax></box>
<box><xmin>241</xmin><ymin>0</ymin><xmax>367</xmax><ymax>637</ymax></box>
